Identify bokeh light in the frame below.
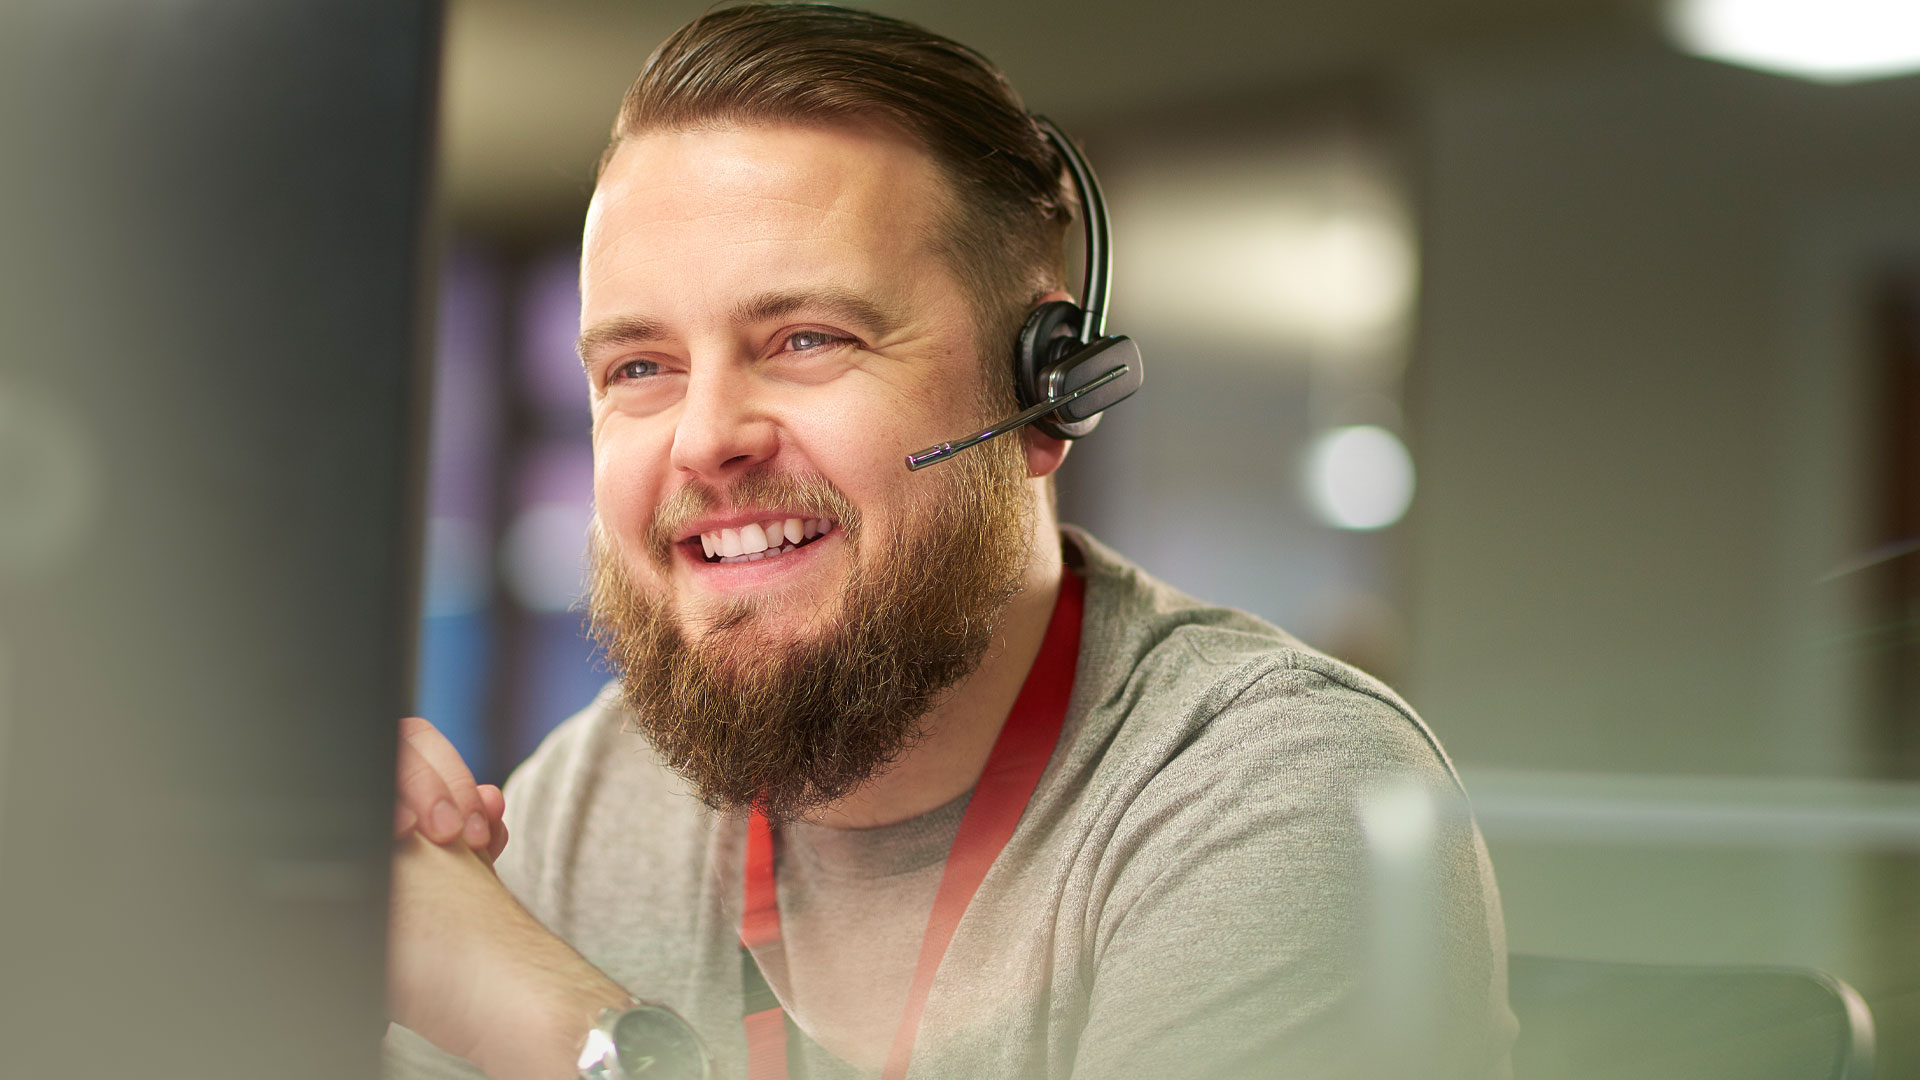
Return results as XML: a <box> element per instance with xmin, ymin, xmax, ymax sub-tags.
<box><xmin>1304</xmin><ymin>424</ymin><xmax>1416</xmax><ymax>531</ymax></box>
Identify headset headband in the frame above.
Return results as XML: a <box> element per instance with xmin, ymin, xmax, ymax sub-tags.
<box><xmin>1032</xmin><ymin>116</ymin><xmax>1110</xmax><ymax>343</ymax></box>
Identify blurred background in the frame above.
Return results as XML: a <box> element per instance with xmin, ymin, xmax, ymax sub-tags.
<box><xmin>416</xmin><ymin>0</ymin><xmax>1920</xmax><ymax>1070</ymax></box>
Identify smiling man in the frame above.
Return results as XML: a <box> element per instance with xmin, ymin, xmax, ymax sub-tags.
<box><xmin>580</xmin><ymin>120</ymin><xmax>1056</xmax><ymax>829</ymax></box>
<box><xmin>384</xmin><ymin>6</ymin><xmax>1515</xmax><ymax>1080</ymax></box>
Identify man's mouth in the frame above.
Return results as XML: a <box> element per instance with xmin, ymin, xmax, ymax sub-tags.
<box><xmin>692</xmin><ymin>517</ymin><xmax>836</xmax><ymax>565</ymax></box>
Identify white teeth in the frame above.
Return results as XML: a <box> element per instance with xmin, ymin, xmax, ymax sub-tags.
<box><xmin>698</xmin><ymin>516</ymin><xmax>835</xmax><ymax>562</ymax></box>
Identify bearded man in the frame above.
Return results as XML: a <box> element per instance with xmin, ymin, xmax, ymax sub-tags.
<box><xmin>384</xmin><ymin>5</ymin><xmax>1516</xmax><ymax>1079</ymax></box>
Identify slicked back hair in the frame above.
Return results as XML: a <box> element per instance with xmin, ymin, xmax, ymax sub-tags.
<box><xmin>602</xmin><ymin>2</ymin><xmax>1074</xmax><ymax>410</ymax></box>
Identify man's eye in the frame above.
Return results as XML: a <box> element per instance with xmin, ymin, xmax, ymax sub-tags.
<box><xmin>785</xmin><ymin>330</ymin><xmax>844</xmax><ymax>352</ymax></box>
<box><xmin>611</xmin><ymin>359</ymin><xmax>660</xmax><ymax>383</ymax></box>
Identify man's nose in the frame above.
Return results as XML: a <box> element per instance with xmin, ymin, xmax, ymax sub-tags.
<box><xmin>668</xmin><ymin>363</ymin><xmax>779</xmax><ymax>480</ymax></box>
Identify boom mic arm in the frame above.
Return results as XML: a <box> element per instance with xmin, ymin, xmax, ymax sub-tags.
<box><xmin>903</xmin><ymin>363</ymin><xmax>1130</xmax><ymax>471</ymax></box>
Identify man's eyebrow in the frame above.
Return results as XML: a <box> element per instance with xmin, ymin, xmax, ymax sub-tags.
<box><xmin>576</xmin><ymin>315</ymin><xmax>669</xmax><ymax>365</ymax></box>
<box><xmin>575</xmin><ymin>288</ymin><xmax>901</xmax><ymax>367</ymax></box>
<box><xmin>731</xmin><ymin>287</ymin><xmax>900</xmax><ymax>338</ymax></box>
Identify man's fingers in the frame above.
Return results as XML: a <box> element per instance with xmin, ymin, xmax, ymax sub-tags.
<box><xmin>395</xmin><ymin>743</ymin><xmax>455</xmax><ymax>840</ymax></box>
<box><xmin>397</xmin><ymin>717</ymin><xmax>486</xmax><ymax>848</ymax></box>
<box><xmin>477</xmin><ymin>784</ymin><xmax>509</xmax><ymax>862</ymax></box>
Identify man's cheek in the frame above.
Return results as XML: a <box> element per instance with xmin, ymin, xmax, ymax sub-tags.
<box><xmin>592</xmin><ymin>459</ymin><xmax>660</xmax><ymax>537</ymax></box>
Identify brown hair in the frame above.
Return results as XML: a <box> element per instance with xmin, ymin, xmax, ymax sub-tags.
<box><xmin>602</xmin><ymin>2</ymin><xmax>1073</xmax><ymax>407</ymax></box>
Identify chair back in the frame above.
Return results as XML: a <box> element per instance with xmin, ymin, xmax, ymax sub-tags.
<box><xmin>1508</xmin><ymin>954</ymin><xmax>1875</xmax><ymax>1080</ymax></box>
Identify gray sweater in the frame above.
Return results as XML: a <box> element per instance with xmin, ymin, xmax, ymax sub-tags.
<box><xmin>386</xmin><ymin>530</ymin><xmax>1516</xmax><ymax>1079</ymax></box>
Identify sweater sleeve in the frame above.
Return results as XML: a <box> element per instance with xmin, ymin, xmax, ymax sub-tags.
<box><xmin>381</xmin><ymin>1021</ymin><xmax>489</xmax><ymax>1080</ymax></box>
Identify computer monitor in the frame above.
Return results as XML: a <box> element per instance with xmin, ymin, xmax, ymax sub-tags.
<box><xmin>0</xmin><ymin>3</ymin><xmax>441</xmax><ymax>1075</ymax></box>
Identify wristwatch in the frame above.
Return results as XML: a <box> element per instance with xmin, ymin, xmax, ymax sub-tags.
<box><xmin>576</xmin><ymin>1002</ymin><xmax>711</xmax><ymax>1080</ymax></box>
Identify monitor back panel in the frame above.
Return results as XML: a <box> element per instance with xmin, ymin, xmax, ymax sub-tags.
<box><xmin>0</xmin><ymin>3</ymin><xmax>441</xmax><ymax>1075</ymax></box>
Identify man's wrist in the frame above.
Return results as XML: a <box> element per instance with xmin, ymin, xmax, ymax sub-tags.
<box><xmin>464</xmin><ymin>936</ymin><xmax>634</xmax><ymax>1080</ymax></box>
<box><xmin>543</xmin><ymin>982</ymin><xmax>640</xmax><ymax>1080</ymax></box>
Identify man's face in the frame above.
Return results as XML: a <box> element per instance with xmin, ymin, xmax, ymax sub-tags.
<box><xmin>579</xmin><ymin>122</ymin><xmax>1036</xmax><ymax>817</ymax></box>
<box><xmin>581</xmin><ymin>121</ymin><xmax>1002</xmax><ymax>637</ymax></box>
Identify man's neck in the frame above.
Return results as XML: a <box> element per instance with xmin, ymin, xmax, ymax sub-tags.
<box><xmin>802</xmin><ymin>518</ymin><xmax>1066</xmax><ymax>830</ymax></box>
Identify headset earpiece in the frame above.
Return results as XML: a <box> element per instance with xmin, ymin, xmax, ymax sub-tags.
<box><xmin>1015</xmin><ymin>300</ymin><xmax>1096</xmax><ymax>439</ymax></box>
<box><xmin>1015</xmin><ymin>299</ymin><xmax>1142</xmax><ymax>441</ymax></box>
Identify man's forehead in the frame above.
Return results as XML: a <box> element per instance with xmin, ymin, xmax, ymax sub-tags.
<box><xmin>585</xmin><ymin>122</ymin><xmax>949</xmax><ymax>250</ymax></box>
<box><xmin>579</xmin><ymin>121</ymin><xmax>958</xmax><ymax>327</ymax></box>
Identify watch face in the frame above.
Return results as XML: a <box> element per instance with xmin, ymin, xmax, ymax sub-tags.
<box><xmin>613</xmin><ymin>1005</ymin><xmax>708</xmax><ymax>1079</ymax></box>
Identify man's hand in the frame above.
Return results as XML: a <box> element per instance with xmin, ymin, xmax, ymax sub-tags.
<box><xmin>394</xmin><ymin>715</ymin><xmax>508</xmax><ymax>861</ymax></box>
<box><xmin>388</xmin><ymin>719</ymin><xmax>632</xmax><ymax>1080</ymax></box>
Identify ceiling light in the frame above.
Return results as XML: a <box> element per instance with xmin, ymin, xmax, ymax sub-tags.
<box><xmin>1666</xmin><ymin>0</ymin><xmax>1920</xmax><ymax>84</ymax></box>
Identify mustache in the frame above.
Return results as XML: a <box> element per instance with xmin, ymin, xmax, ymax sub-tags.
<box><xmin>643</xmin><ymin>468</ymin><xmax>863</xmax><ymax>569</ymax></box>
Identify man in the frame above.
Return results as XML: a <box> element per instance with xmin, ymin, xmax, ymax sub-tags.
<box><xmin>385</xmin><ymin>5</ymin><xmax>1516</xmax><ymax>1079</ymax></box>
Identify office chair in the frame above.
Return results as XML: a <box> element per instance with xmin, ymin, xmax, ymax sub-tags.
<box><xmin>1508</xmin><ymin>954</ymin><xmax>1876</xmax><ymax>1080</ymax></box>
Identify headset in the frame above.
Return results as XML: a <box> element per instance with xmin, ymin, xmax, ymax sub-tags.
<box><xmin>905</xmin><ymin>117</ymin><xmax>1144</xmax><ymax>470</ymax></box>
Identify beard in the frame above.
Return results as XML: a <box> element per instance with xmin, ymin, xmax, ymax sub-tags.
<box><xmin>586</xmin><ymin>431</ymin><xmax>1034</xmax><ymax>823</ymax></box>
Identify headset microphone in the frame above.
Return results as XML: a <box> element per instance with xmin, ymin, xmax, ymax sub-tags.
<box><xmin>905</xmin><ymin>117</ymin><xmax>1144</xmax><ymax>471</ymax></box>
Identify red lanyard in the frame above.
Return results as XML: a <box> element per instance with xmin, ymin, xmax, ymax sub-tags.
<box><xmin>739</xmin><ymin>570</ymin><xmax>1085</xmax><ymax>1080</ymax></box>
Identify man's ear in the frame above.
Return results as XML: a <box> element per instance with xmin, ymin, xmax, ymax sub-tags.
<box><xmin>1017</xmin><ymin>287</ymin><xmax>1078</xmax><ymax>479</ymax></box>
<box><xmin>1024</xmin><ymin>426</ymin><xmax>1070</xmax><ymax>478</ymax></box>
